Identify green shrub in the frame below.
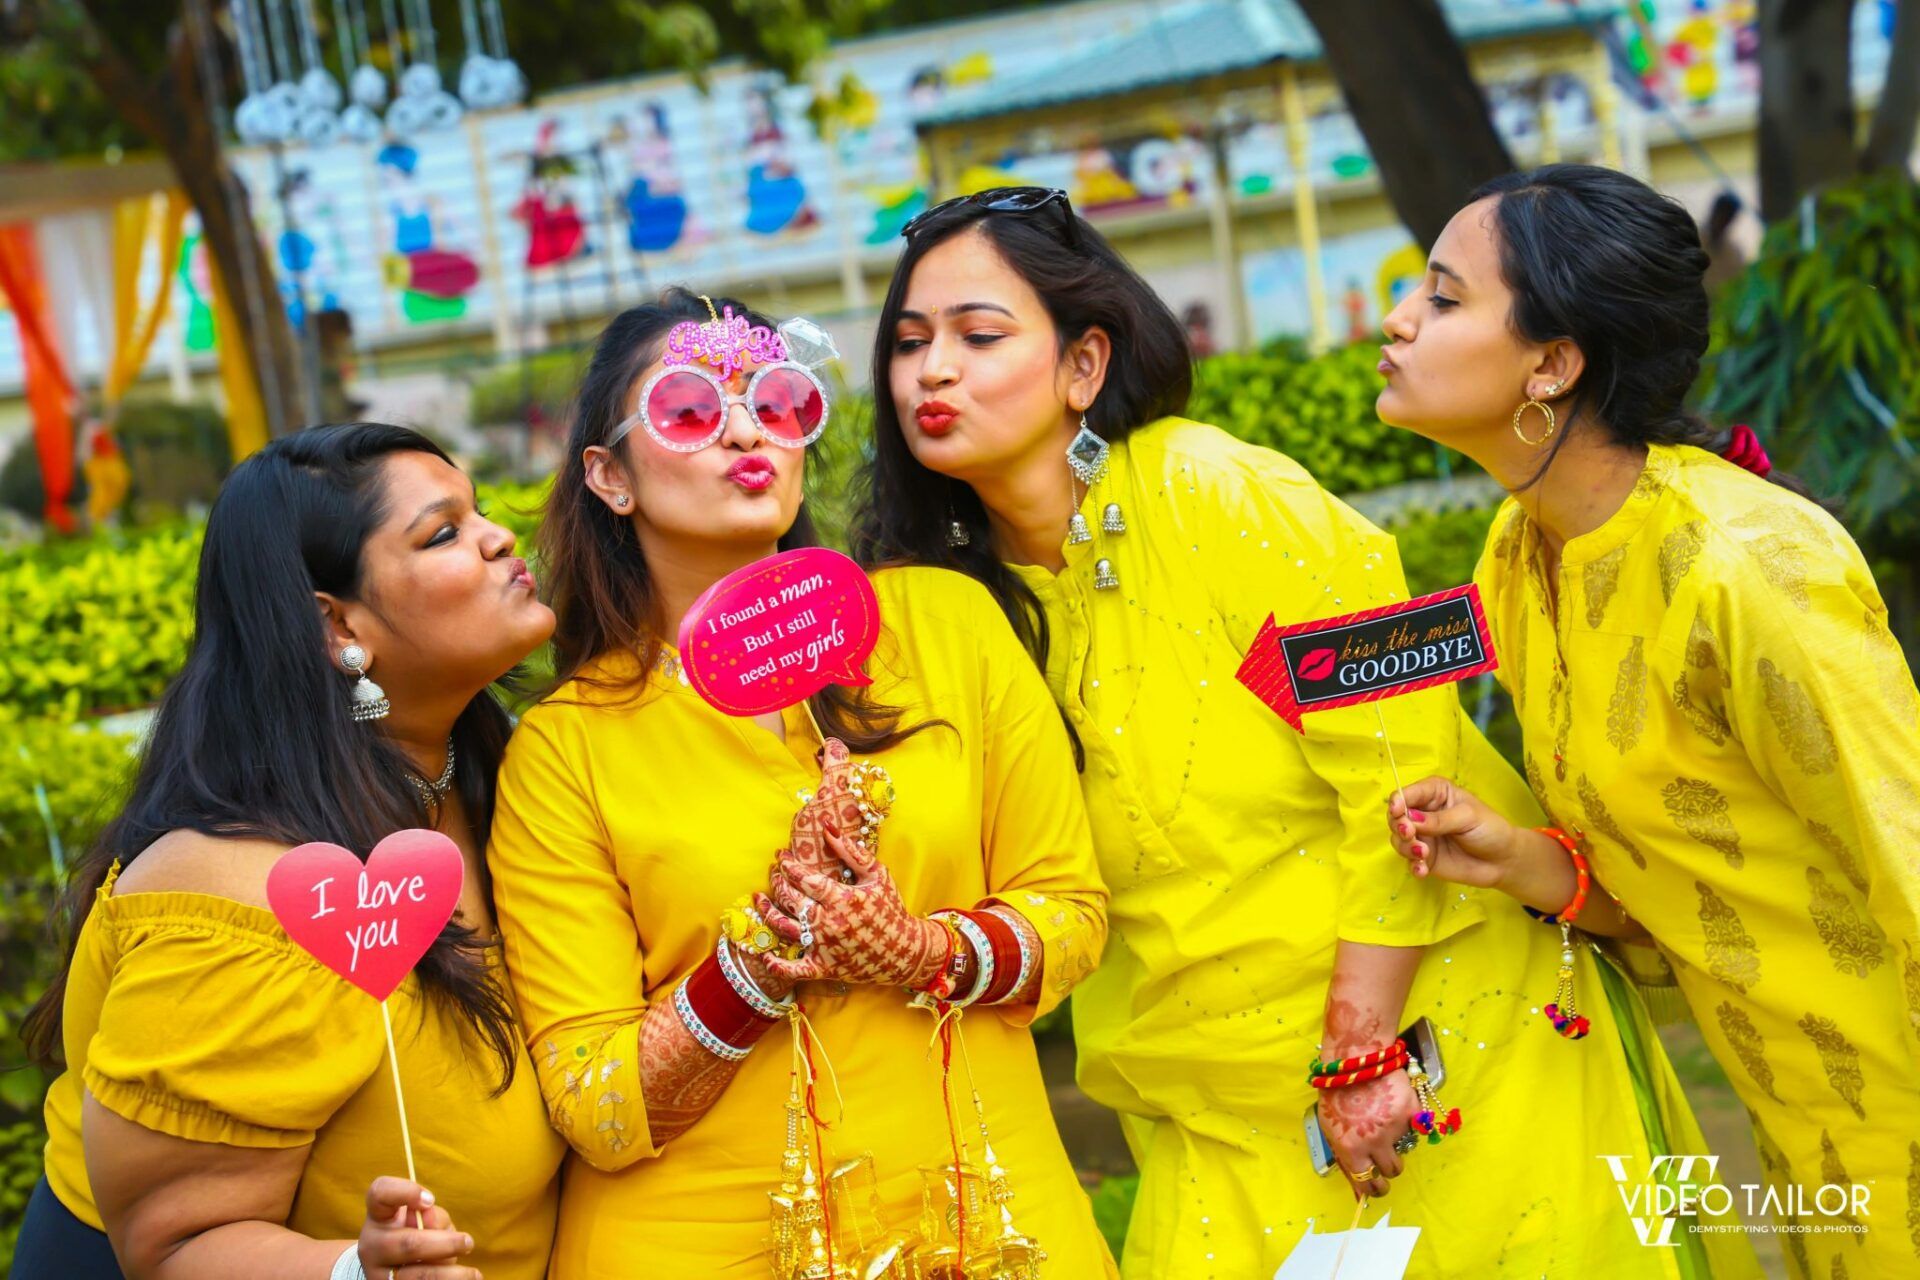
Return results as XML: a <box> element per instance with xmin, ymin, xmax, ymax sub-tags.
<box><xmin>469</xmin><ymin>348</ymin><xmax>590</xmax><ymax>428</ymax></box>
<box><xmin>1696</xmin><ymin>170</ymin><xmax>1920</xmax><ymax>651</ymax></box>
<box><xmin>0</xmin><ymin>481</ymin><xmax>551</xmax><ymax>721</ymax></box>
<box><xmin>1383</xmin><ymin>503</ymin><xmax>1499</xmax><ymax>598</ymax></box>
<box><xmin>1189</xmin><ymin>343</ymin><xmax>1470</xmax><ymax>494</ymax></box>
<box><xmin>116</xmin><ymin>399</ymin><xmax>232</xmax><ymax>512</ymax></box>
<box><xmin>0</xmin><ymin>714</ymin><xmax>141</xmax><ymax>1272</ymax></box>
<box><xmin>0</xmin><ymin>523</ymin><xmax>202</xmax><ymax>719</ymax></box>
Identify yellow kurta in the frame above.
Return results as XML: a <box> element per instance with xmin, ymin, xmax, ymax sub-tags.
<box><xmin>40</xmin><ymin>867</ymin><xmax>563</xmax><ymax>1279</ymax></box>
<box><xmin>1017</xmin><ymin>418</ymin><xmax>1756</xmax><ymax>1280</ymax></box>
<box><xmin>1479</xmin><ymin>442</ymin><xmax>1920</xmax><ymax>1279</ymax></box>
<box><xmin>487</xmin><ymin>566</ymin><xmax>1114</xmax><ymax>1278</ymax></box>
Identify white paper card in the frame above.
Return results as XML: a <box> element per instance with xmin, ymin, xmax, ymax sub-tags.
<box><xmin>1274</xmin><ymin>1211</ymin><xmax>1420</xmax><ymax>1280</ymax></box>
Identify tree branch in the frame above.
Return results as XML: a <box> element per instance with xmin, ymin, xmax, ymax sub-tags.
<box><xmin>1295</xmin><ymin>0</ymin><xmax>1515</xmax><ymax>249</ymax></box>
<box><xmin>1861</xmin><ymin>0</ymin><xmax>1920</xmax><ymax>173</ymax></box>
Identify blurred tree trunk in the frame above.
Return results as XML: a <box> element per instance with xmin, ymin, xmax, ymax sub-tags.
<box><xmin>14</xmin><ymin>0</ymin><xmax>309</xmax><ymax>436</ymax></box>
<box><xmin>1295</xmin><ymin>0</ymin><xmax>1515</xmax><ymax>249</ymax></box>
<box><xmin>1860</xmin><ymin>0</ymin><xmax>1920</xmax><ymax>174</ymax></box>
<box><xmin>1758</xmin><ymin>0</ymin><xmax>1859</xmax><ymax>219</ymax></box>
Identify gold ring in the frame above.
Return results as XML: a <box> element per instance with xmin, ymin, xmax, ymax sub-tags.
<box><xmin>1347</xmin><ymin>1164</ymin><xmax>1379</xmax><ymax>1182</ymax></box>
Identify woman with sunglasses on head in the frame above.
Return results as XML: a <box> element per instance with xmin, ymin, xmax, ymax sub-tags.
<box><xmin>851</xmin><ymin>189</ymin><xmax>1758</xmax><ymax>1279</ymax></box>
<box><xmin>484</xmin><ymin>288</ymin><xmax>1114</xmax><ymax>1277</ymax></box>
<box><xmin>1375</xmin><ymin>164</ymin><xmax>1920</xmax><ymax>1280</ymax></box>
<box><xmin>12</xmin><ymin>424</ymin><xmax>563</xmax><ymax>1280</ymax></box>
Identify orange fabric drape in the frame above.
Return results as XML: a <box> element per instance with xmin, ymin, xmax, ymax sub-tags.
<box><xmin>0</xmin><ymin>222</ymin><xmax>77</xmax><ymax>532</ymax></box>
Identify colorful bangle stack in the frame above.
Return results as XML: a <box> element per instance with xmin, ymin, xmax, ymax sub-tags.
<box><xmin>1527</xmin><ymin>826</ymin><xmax>1592</xmax><ymax>1041</ymax></box>
<box><xmin>965</xmin><ymin>909</ymin><xmax>1026</xmax><ymax>1006</ymax></box>
<box><xmin>917</xmin><ymin>915</ymin><xmax>970</xmax><ymax>1002</ymax></box>
<box><xmin>675</xmin><ymin>946</ymin><xmax>784</xmax><ymax>1062</ymax></box>
<box><xmin>1308</xmin><ymin>1038</ymin><xmax>1410</xmax><ymax>1090</ymax></box>
<box><xmin>716</xmin><ymin>936</ymin><xmax>792</xmax><ymax>1021</ymax></box>
<box><xmin>937</xmin><ymin>911</ymin><xmax>996</xmax><ymax>1006</ymax></box>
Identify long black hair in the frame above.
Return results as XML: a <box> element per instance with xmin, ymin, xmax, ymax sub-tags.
<box><xmin>544</xmin><ymin>285</ymin><xmax>935</xmax><ymax>753</ymax></box>
<box><xmin>23</xmin><ymin>424</ymin><xmax>520</xmax><ymax>1084</ymax></box>
<box><xmin>848</xmin><ymin>199</ymin><xmax>1192</xmax><ymax>673</ymax></box>
<box><xmin>1475</xmin><ymin>165</ymin><xmax>1809</xmax><ymax>495</ymax></box>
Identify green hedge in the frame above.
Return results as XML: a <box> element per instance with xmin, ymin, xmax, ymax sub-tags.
<box><xmin>1191</xmin><ymin>341</ymin><xmax>1470</xmax><ymax>494</ymax></box>
<box><xmin>0</xmin><ymin>524</ymin><xmax>202</xmax><ymax>719</ymax></box>
<box><xmin>0</xmin><ymin>482</ymin><xmax>549</xmax><ymax>722</ymax></box>
<box><xmin>0</xmin><ymin>714</ymin><xmax>142</xmax><ymax>1267</ymax></box>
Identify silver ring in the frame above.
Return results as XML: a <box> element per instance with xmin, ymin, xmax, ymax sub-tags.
<box><xmin>798</xmin><ymin>897</ymin><xmax>815</xmax><ymax>950</ymax></box>
<box><xmin>1394</xmin><ymin>1130</ymin><xmax>1418</xmax><ymax>1155</ymax></box>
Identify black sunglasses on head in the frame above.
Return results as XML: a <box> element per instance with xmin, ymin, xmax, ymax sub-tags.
<box><xmin>900</xmin><ymin>186</ymin><xmax>1080</xmax><ymax>247</ymax></box>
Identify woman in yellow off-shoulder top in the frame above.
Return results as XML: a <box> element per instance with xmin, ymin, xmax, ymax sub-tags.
<box><xmin>1378</xmin><ymin>165</ymin><xmax>1920</xmax><ymax>1279</ymax></box>
<box><xmin>487</xmin><ymin>288</ymin><xmax>1112</xmax><ymax>1277</ymax></box>
<box><xmin>16</xmin><ymin>425</ymin><xmax>562</xmax><ymax>1280</ymax></box>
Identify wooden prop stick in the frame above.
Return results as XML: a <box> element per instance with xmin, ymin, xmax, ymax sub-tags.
<box><xmin>380</xmin><ymin>999</ymin><xmax>426</xmax><ymax>1228</ymax></box>
<box><xmin>1373</xmin><ymin>703</ymin><xmax>1409</xmax><ymax>809</ymax></box>
<box><xmin>1327</xmin><ymin>1194</ymin><xmax>1371</xmax><ymax>1280</ymax></box>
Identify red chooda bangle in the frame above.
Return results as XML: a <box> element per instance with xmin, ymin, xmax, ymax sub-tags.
<box><xmin>683</xmin><ymin>951</ymin><xmax>779</xmax><ymax>1051</ymax></box>
<box><xmin>1309</xmin><ymin>1049</ymin><xmax>1411</xmax><ymax>1090</ymax></box>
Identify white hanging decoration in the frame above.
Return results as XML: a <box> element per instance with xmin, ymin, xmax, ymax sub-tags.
<box><xmin>291</xmin><ymin>0</ymin><xmax>342</xmax><ymax>144</ymax></box>
<box><xmin>331</xmin><ymin>0</ymin><xmax>383</xmax><ymax>140</ymax></box>
<box><xmin>232</xmin><ymin>0</ymin><xmax>295</xmax><ymax>144</ymax></box>
<box><xmin>259</xmin><ymin>0</ymin><xmax>306</xmax><ymax>138</ymax></box>
<box><xmin>346</xmin><ymin>0</ymin><xmax>389</xmax><ymax>110</ymax></box>
<box><xmin>456</xmin><ymin>0</ymin><xmax>524</xmax><ymax>110</ymax></box>
<box><xmin>385</xmin><ymin>0</ymin><xmax>462</xmax><ymax>135</ymax></box>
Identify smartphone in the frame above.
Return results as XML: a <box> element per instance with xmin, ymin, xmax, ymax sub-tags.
<box><xmin>1304</xmin><ymin>1015</ymin><xmax>1446</xmax><ymax>1176</ymax></box>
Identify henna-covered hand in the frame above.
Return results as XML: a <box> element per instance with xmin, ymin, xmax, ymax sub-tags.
<box><xmin>788</xmin><ymin>739</ymin><xmax>868</xmax><ymax>879</ymax></box>
<box><xmin>1317</xmin><ymin>977</ymin><xmax>1420</xmax><ymax>1199</ymax></box>
<box><xmin>757</xmin><ymin>832</ymin><xmax>945</xmax><ymax>990</ymax></box>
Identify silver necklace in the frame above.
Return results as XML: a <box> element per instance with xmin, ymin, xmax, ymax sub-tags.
<box><xmin>414</xmin><ymin>739</ymin><xmax>457</xmax><ymax>802</ymax></box>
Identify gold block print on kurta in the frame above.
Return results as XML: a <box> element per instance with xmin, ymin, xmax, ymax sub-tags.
<box><xmin>1658</xmin><ymin>519</ymin><xmax>1706</xmax><ymax>603</ymax></box>
<box><xmin>1759</xmin><ymin>658</ymin><xmax>1839</xmax><ymax>775</ymax></box>
<box><xmin>1714</xmin><ymin>1000</ymin><xmax>1781</xmax><ymax>1101</ymax></box>
<box><xmin>1796</xmin><ymin>1013</ymin><xmax>1866</xmax><ymax>1120</ymax></box>
<box><xmin>1664</xmin><ymin>777</ymin><xmax>1742</xmax><ymax>868</ymax></box>
<box><xmin>1697</xmin><ymin>880</ymin><xmax>1760</xmax><ymax>992</ymax></box>
<box><xmin>1804</xmin><ymin>866</ymin><xmax>1885</xmax><ymax>978</ymax></box>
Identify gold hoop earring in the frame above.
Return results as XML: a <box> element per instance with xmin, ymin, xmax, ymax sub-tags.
<box><xmin>1512</xmin><ymin>399</ymin><xmax>1557</xmax><ymax>447</ymax></box>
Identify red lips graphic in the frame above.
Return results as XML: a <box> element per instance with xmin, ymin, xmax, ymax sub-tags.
<box><xmin>1298</xmin><ymin>648</ymin><xmax>1338</xmax><ymax>682</ymax></box>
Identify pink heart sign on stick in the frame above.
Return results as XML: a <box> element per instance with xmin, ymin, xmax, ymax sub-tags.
<box><xmin>267</xmin><ymin>829</ymin><xmax>464</xmax><ymax>1001</ymax></box>
<box><xmin>677</xmin><ymin>547</ymin><xmax>881</xmax><ymax>717</ymax></box>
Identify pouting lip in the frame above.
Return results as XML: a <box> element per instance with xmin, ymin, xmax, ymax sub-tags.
<box><xmin>1377</xmin><ymin>346</ymin><xmax>1400</xmax><ymax>373</ymax></box>
<box><xmin>507</xmin><ymin>557</ymin><xmax>535</xmax><ymax>590</ymax></box>
<box><xmin>915</xmin><ymin>398</ymin><xmax>960</xmax><ymax>420</ymax></box>
<box><xmin>725</xmin><ymin>455</ymin><xmax>777</xmax><ymax>479</ymax></box>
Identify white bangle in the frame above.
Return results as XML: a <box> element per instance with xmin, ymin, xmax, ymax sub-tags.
<box><xmin>715</xmin><ymin>937</ymin><xmax>791</xmax><ymax>1021</ymax></box>
<box><xmin>936</xmin><ymin>911</ymin><xmax>995</xmax><ymax>1008</ymax></box>
<box><xmin>331</xmin><ymin>1244</ymin><xmax>366</xmax><ymax>1280</ymax></box>
<box><xmin>984</xmin><ymin>905</ymin><xmax>1036</xmax><ymax>1005</ymax></box>
<box><xmin>672</xmin><ymin>979</ymin><xmax>752</xmax><ymax>1061</ymax></box>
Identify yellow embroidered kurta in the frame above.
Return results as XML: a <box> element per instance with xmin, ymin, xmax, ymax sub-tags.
<box><xmin>1015</xmin><ymin>418</ymin><xmax>1756</xmax><ymax>1280</ymax></box>
<box><xmin>487</xmin><ymin>566</ymin><xmax>1114</xmax><ymax>1278</ymax></box>
<box><xmin>40</xmin><ymin>868</ymin><xmax>563</xmax><ymax>1279</ymax></box>
<box><xmin>1479</xmin><ymin>442</ymin><xmax>1920</xmax><ymax>1279</ymax></box>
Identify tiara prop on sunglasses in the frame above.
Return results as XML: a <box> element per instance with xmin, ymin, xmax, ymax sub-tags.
<box><xmin>608</xmin><ymin>299</ymin><xmax>841</xmax><ymax>453</ymax></box>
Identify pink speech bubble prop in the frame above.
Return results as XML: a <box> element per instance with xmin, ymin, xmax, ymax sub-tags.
<box><xmin>677</xmin><ymin>547</ymin><xmax>880</xmax><ymax>717</ymax></box>
<box><xmin>267</xmin><ymin>829</ymin><xmax>464</xmax><ymax>1001</ymax></box>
